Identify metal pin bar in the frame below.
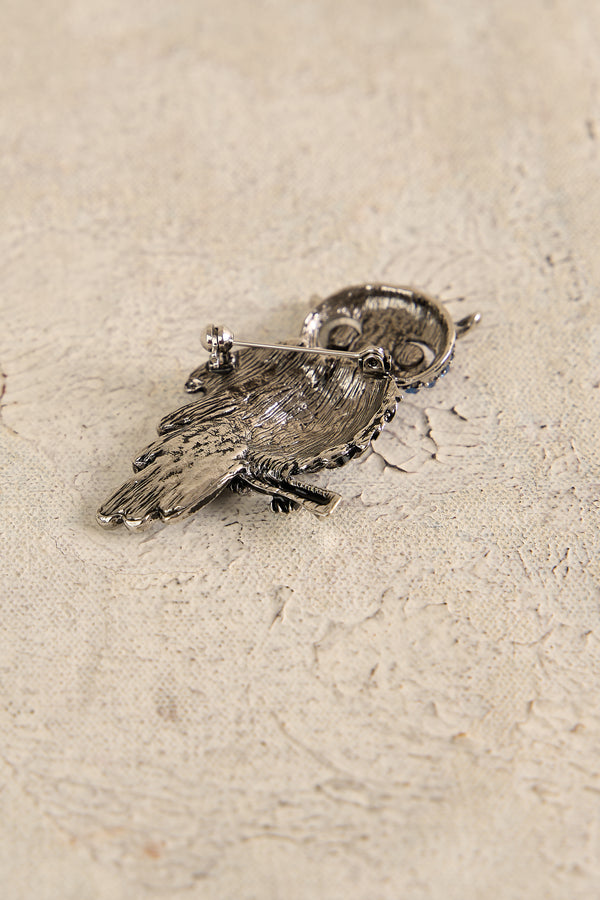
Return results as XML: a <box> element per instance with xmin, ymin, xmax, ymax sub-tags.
<box><xmin>202</xmin><ymin>324</ymin><xmax>388</xmax><ymax>376</ymax></box>
<box><xmin>231</xmin><ymin>337</ymin><xmax>363</xmax><ymax>361</ymax></box>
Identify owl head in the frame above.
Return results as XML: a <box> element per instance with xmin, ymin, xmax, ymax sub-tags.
<box><xmin>302</xmin><ymin>283</ymin><xmax>458</xmax><ymax>391</ymax></box>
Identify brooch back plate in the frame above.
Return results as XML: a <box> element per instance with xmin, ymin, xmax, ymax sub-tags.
<box><xmin>97</xmin><ymin>284</ymin><xmax>478</xmax><ymax>529</ymax></box>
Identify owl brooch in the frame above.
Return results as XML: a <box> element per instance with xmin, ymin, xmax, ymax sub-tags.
<box><xmin>97</xmin><ymin>284</ymin><xmax>479</xmax><ymax>529</ymax></box>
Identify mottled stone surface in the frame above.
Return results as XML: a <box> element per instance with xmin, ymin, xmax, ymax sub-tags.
<box><xmin>1</xmin><ymin>1</ymin><xmax>599</xmax><ymax>897</ymax></box>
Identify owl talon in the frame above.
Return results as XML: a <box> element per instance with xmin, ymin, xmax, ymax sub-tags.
<box><xmin>229</xmin><ymin>479</ymin><xmax>251</xmax><ymax>495</ymax></box>
<box><xmin>270</xmin><ymin>496</ymin><xmax>300</xmax><ymax>513</ymax></box>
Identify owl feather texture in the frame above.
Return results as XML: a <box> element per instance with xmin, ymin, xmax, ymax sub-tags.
<box><xmin>97</xmin><ymin>346</ymin><xmax>397</xmax><ymax>529</ymax></box>
<box><xmin>97</xmin><ymin>284</ymin><xmax>474</xmax><ymax>530</ymax></box>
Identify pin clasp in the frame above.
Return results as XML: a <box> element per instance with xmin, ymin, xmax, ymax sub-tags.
<box><xmin>201</xmin><ymin>324</ymin><xmax>389</xmax><ymax>377</ymax></box>
<box><xmin>202</xmin><ymin>325</ymin><xmax>236</xmax><ymax>370</ymax></box>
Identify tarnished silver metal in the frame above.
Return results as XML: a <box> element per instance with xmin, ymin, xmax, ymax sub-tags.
<box><xmin>204</xmin><ymin>324</ymin><xmax>235</xmax><ymax>370</ymax></box>
<box><xmin>97</xmin><ymin>284</ymin><xmax>478</xmax><ymax>530</ymax></box>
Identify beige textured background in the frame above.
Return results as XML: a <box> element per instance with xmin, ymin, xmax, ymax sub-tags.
<box><xmin>1</xmin><ymin>1</ymin><xmax>600</xmax><ymax>898</ymax></box>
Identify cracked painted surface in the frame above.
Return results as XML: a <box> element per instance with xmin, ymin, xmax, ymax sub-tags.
<box><xmin>1</xmin><ymin>0</ymin><xmax>600</xmax><ymax>898</ymax></box>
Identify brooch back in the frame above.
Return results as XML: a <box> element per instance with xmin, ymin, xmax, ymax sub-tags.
<box><xmin>97</xmin><ymin>284</ymin><xmax>479</xmax><ymax>529</ymax></box>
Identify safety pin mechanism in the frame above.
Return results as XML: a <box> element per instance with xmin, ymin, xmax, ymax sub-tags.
<box><xmin>201</xmin><ymin>324</ymin><xmax>390</xmax><ymax>377</ymax></box>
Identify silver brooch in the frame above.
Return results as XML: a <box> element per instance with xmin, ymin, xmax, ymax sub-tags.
<box><xmin>97</xmin><ymin>284</ymin><xmax>479</xmax><ymax>530</ymax></box>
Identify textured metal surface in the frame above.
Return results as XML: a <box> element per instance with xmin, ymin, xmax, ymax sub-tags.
<box><xmin>97</xmin><ymin>284</ymin><xmax>474</xmax><ymax>529</ymax></box>
<box><xmin>302</xmin><ymin>284</ymin><xmax>458</xmax><ymax>390</ymax></box>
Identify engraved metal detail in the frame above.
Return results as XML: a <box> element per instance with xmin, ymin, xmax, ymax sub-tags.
<box><xmin>97</xmin><ymin>284</ymin><xmax>478</xmax><ymax>530</ymax></box>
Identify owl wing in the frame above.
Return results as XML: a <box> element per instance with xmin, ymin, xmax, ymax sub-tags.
<box><xmin>97</xmin><ymin>418</ymin><xmax>247</xmax><ymax>530</ymax></box>
<box><xmin>157</xmin><ymin>397</ymin><xmax>239</xmax><ymax>436</ymax></box>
